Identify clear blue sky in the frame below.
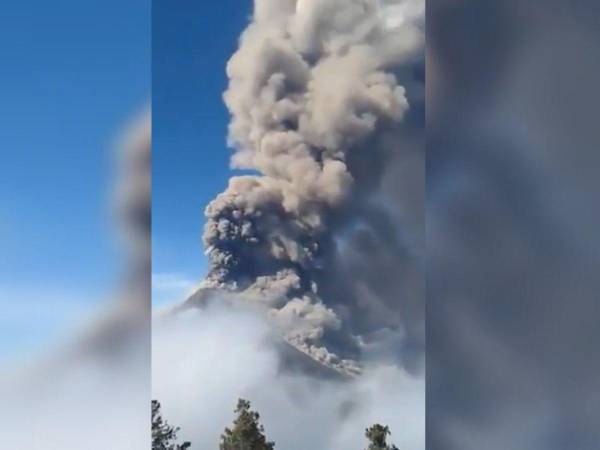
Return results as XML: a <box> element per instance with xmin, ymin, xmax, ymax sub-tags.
<box><xmin>152</xmin><ymin>0</ymin><xmax>253</xmax><ymax>306</ymax></box>
<box><xmin>0</xmin><ymin>0</ymin><xmax>149</xmax><ymax>362</ymax></box>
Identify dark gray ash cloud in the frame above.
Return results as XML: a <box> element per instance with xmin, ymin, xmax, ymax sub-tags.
<box><xmin>195</xmin><ymin>0</ymin><xmax>425</xmax><ymax>375</ymax></box>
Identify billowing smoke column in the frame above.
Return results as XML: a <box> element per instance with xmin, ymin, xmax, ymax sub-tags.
<box><xmin>199</xmin><ymin>0</ymin><xmax>424</xmax><ymax>375</ymax></box>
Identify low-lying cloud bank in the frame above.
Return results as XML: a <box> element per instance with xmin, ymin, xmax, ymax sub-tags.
<box><xmin>153</xmin><ymin>302</ymin><xmax>424</xmax><ymax>450</ymax></box>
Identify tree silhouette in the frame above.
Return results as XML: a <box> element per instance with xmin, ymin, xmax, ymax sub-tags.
<box><xmin>152</xmin><ymin>400</ymin><xmax>191</xmax><ymax>450</ymax></box>
<box><xmin>364</xmin><ymin>424</ymin><xmax>399</xmax><ymax>450</ymax></box>
<box><xmin>219</xmin><ymin>398</ymin><xmax>275</xmax><ymax>450</ymax></box>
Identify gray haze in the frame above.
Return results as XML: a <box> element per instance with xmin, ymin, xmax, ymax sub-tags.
<box><xmin>428</xmin><ymin>1</ymin><xmax>600</xmax><ymax>449</ymax></box>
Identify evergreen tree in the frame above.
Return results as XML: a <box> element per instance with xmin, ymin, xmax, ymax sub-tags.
<box><xmin>152</xmin><ymin>400</ymin><xmax>191</xmax><ymax>450</ymax></box>
<box><xmin>219</xmin><ymin>399</ymin><xmax>275</xmax><ymax>450</ymax></box>
<box><xmin>364</xmin><ymin>424</ymin><xmax>399</xmax><ymax>450</ymax></box>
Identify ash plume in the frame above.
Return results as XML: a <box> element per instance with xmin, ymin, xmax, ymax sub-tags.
<box><xmin>195</xmin><ymin>0</ymin><xmax>425</xmax><ymax>375</ymax></box>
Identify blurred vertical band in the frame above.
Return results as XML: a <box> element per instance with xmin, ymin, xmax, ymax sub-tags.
<box><xmin>0</xmin><ymin>0</ymin><xmax>150</xmax><ymax>448</ymax></box>
<box><xmin>428</xmin><ymin>1</ymin><xmax>600</xmax><ymax>449</ymax></box>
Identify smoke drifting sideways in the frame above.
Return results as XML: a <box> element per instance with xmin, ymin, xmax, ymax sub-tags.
<box><xmin>190</xmin><ymin>0</ymin><xmax>425</xmax><ymax>378</ymax></box>
<box><xmin>0</xmin><ymin>112</ymin><xmax>151</xmax><ymax>450</ymax></box>
<box><xmin>428</xmin><ymin>1</ymin><xmax>600</xmax><ymax>449</ymax></box>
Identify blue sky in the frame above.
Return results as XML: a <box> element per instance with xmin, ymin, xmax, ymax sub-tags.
<box><xmin>152</xmin><ymin>0</ymin><xmax>252</xmax><ymax>306</ymax></box>
<box><xmin>0</xmin><ymin>0</ymin><xmax>149</xmax><ymax>362</ymax></box>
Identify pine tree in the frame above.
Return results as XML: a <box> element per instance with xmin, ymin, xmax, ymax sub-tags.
<box><xmin>219</xmin><ymin>399</ymin><xmax>275</xmax><ymax>450</ymax></box>
<box><xmin>364</xmin><ymin>424</ymin><xmax>399</xmax><ymax>450</ymax></box>
<box><xmin>152</xmin><ymin>400</ymin><xmax>191</xmax><ymax>450</ymax></box>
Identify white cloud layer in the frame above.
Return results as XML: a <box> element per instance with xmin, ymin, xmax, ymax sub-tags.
<box><xmin>153</xmin><ymin>302</ymin><xmax>424</xmax><ymax>450</ymax></box>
